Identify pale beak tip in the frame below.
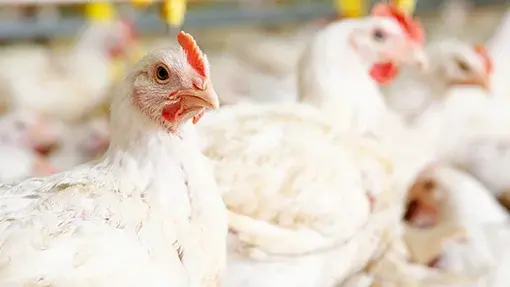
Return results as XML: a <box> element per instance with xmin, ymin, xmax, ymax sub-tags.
<box><xmin>204</xmin><ymin>85</ymin><xmax>220</xmax><ymax>110</ymax></box>
<box><xmin>479</xmin><ymin>75</ymin><xmax>491</xmax><ymax>93</ymax></box>
<box><xmin>484</xmin><ymin>79</ymin><xmax>491</xmax><ymax>93</ymax></box>
<box><xmin>416</xmin><ymin>56</ymin><xmax>429</xmax><ymax>72</ymax></box>
<box><xmin>206</xmin><ymin>94</ymin><xmax>220</xmax><ymax>110</ymax></box>
<box><xmin>411</xmin><ymin>49</ymin><xmax>430</xmax><ymax>72</ymax></box>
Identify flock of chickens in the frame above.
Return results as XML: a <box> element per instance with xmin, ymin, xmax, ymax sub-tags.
<box><xmin>0</xmin><ymin>2</ymin><xmax>509</xmax><ymax>286</ymax></box>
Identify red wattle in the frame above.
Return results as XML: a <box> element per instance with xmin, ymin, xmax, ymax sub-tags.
<box><xmin>162</xmin><ymin>102</ymin><xmax>184</xmax><ymax>123</ymax></box>
<box><xmin>192</xmin><ymin>110</ymin><xmax>205</xmax><ymax>125</ymax></box>
<box><xmin>369</xmin><ymin>62</ymin><xmax>399</xmax><ymax>85</ymax></box>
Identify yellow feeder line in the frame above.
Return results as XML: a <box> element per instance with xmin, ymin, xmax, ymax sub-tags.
<box><xmin>84</xmin><ymin>2</ymin><xmax>117</xmax><ymax>23</ymax></box>
<box><xmin>84</xmin><ymin>2</ymin><xmax>125</xmax><ymax>83</ymax></box>
<box><xmin>131</xmin><ymin>0</ymin><xmax>154</xmax><ymax>9</ymax></box>
<box><xmin>394</xmin><ymin>0</ymin><xmax>417</xmax><ymax>15</ymax></box>
<box><xmin>160</xmin><ymin>0</ymin><xmax>188</xmax><ymax>27</ymax></box>
<box><xmin>335</xmin><ymin>0</ymin><xmax>365</xmax><ymax>18</ymax></box>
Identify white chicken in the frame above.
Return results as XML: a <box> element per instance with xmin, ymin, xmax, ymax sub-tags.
<box><xmin>0</xmin><ymin>32</ymin><xmax>227</xmax><ymax>287</ymax></box>
<box><xmin>0</xmin><ymin>20</ymin><xmax>137</xmax><ymax>122</ymax></box>
<box><xmin>297</xmin><ymin>3</ymin><xmax>426</xmax><ymax>136</ymax></box>
<box><xmin>296</xmin><ymin>4</ymin><xmax>437</xmax><ymax>204</ymax></box>
<box><xmin>388</xmin><ymin>35</ymin><xmax>510</xmax><ymax>206</ymax></box>
<box><xmin>403</xmin><ymin>164</ymin><xmax>510</xmax><ymax>287</ymax></box>
<box><xmin>0</xmin><ymin>110</ymin><xmax>65</xmax><ymax>155</ymax></box>
<box><xmin>426</xmin><ymin>11</ymin><xmax>510</xmax><ymax>206</ymax></box>
<box><xmin>197</xmin><ymin>4</ymin><xmax>442</xmax><ymax>286</ymax></box>
<box><xmin>49</xmin><ymin>117</ymin><xmax>110</xmax><ymax>170</ymax></box>
<box><xmin>295</xmin><ymin>4</ymin><xmax>438</xmax><ymax>237</ymax></box>
<box><xmin>384</xmin><ymin>39</ymin><xmax>492</xmax><ymax>123</ymax></box>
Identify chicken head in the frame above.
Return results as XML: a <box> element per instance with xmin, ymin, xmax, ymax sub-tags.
<box><xmin>429</xmin><ymin>40</ymin><xmax>492</xmax><ymax>91</ymax></box>
<box><xmin>130</xmin><ymin>31</ymin><xmax>219</xmax><ymax>132</ymax></box>
<box><xmin>350</xmin><ymin>2</ymin><xmax>428</xmax><ymax>84</ymax></box>
<box><xmin>107</xmin><ymin>19</ymin><xmax>139</xmax><ymax>60</ymax></box>
<box><xmin>403</xmin><ymin>166</ymin><xmax>444</xmax><ymax>229</ymax></box>
<box><xmin>0</xmin><ymin>111</ymin><xmax>64</xmax><ymax>156</ymax></box>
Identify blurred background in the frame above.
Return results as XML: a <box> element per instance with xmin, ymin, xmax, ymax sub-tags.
<box><xmin>0</xmin><ymin>0</ymin><xmax>510</xmax><ymax>285</ymax></box>
<box><xmin>0</xmin><ymin>0</ymin><xmax>506</xmax><ymax>181</ymax></box>
<box><xmin>0</xmin><ymin>0</ymin><xmax>508</xmax><ymax>181</ymax></box>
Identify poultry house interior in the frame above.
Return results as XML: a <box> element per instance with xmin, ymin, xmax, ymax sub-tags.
<box><xmin>0</xmin><ymin>0</ymin><xmax>509</xmax><ymax>286</ymax></box>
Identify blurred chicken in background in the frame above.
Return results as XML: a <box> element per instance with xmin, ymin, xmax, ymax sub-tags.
<box><xmin>384</xmin><ymin>39</ymin><xmax>492</xmax><ymax>123</ymax></box>
<box><xmin>0</xmin><ymin>110</ymin><xmax>64</xmax><ymax>156</ymax></box>
<box><xmin>49</xmin><ymin>116</ymin><xmax>110</xmax><ymax>170</ymax></box>
<box><xmin>0</xmin><ymin>19</ymin><xmax>137</xmax><ymax>122</ymax></box>
<box><xmin>404</xmin><ymin>164</ymin><xmax>510</xmax><ymax>287</ymax></box>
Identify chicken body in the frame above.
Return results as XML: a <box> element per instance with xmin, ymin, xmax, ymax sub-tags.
<box><xmin>0</xmin><ymin>44</ymin><xmax>227</xmax><ymax>287</ymax></box>
<box><xmin>404</xmin><ymin>165</ymin><xmax>510</xmax><ymax>287</ymax></box>
<box><xmin>199</xmin><ymin>103</ymin><xmax>375</xmax><ymax>286</ymax></box>
<box><xmin>0</xmin><ymin>128</ymin><xmax>224</xmax><ymax>286</ymax></box>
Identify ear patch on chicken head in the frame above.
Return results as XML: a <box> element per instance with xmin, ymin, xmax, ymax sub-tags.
<box><xmin>177</xmin><ymin>31</ymin><xmax>210</xmax><ymax>78</ymax></box>
<box><xmin>474</xmin><ymin>44</ymin><xmax>493</xmax><ymax>74</ymax></box>
<box><xmin>370</xmin><ymin>2</ymin><xmax>425</xmax><ymax>45</ymax></box>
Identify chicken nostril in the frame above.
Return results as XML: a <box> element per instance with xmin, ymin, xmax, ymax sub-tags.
<box><xmin>403</xmin><ymin>199</ymin><xmax>419</xmax><ymax>221</ymax></box>
<box><xmin>367</xmin><ymin>195</ymin><xmax>376</xmax><ymax>211</ymax></box>
<box><xmin>427</xmin><ymin>255</ymin><xmax>443</xmax><ymax>269</ymax></box>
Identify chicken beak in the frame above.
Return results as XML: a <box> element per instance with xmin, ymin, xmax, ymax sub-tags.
<box><xmin>451</xmin><ymin>74</ymin><xmax>491</xmax><ymax>92</ymax></box>
<box><xmin>407</xmin><ymin>47</ymin><xmax>429</xmax><ymax>72</ymax></box>
<box><xmin>192</xmin><ymin>81</ymin><xmax>220</xmax><ymax>110</ymax></box>
<box><xmin>476</xmin><ymin>74</ymin><xmax>491</xmax><ymax>92</ymax></box>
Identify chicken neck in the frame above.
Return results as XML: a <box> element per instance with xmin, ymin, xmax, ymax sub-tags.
<box><xmin>297</xmin><ymin>20</ymin><xmax>389</xmax><ymax>134</ymax></box>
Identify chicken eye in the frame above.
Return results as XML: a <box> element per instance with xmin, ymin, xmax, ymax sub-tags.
<box><xmin>456</xmin><ymin>60</ymin><xmax>470</xmax><ymax>72</ymax></box>
<box><xmin>372</xmin><ymin>29</ymin><xmax>386</xmax><ymax>42</ymax></box>
<box><xmin>155</xmin><ymin>65</ymin><xmax>170</xmax><ymax>83</ymax></box>
<box><xmin>422</xmin><ymin>179</ymin><xmax>436</xmax><ymax>192</ymax></box>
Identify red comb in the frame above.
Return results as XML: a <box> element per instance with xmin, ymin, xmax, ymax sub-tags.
<box><xmin>474</xmin><ymin>44</ymin><xmax>493</xmax><ymax>74</ymax></box>
<box><xmin>177</xmin><ymin>31</ymin><xmax>209</xmax><ymax>78</ymax></box>
<box><xmin>370</xmin><ymin>2</ymin><xmax>425</xmax><ymax>45</ymax></box>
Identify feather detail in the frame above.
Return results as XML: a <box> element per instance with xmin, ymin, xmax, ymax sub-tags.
<box><xmin>370</xmin><ymin>2</ymin><xmax>425</xmax><ymax>45</ymax></box>
<box><xmin>474</xmin><ymin>44</ymin><xmax>493</xmax><ymax>74</ymax></box>
<box><xmin>177</xmin><ymin>31</ymin><xmax>210</xmax><ymax>77</ymax></box>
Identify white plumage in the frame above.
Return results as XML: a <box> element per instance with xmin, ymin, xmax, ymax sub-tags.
<box><xmin>404</xmin><ymin>165</ymin><xmax>510</xmax><ymax>287</ymax></box>
<box><xmin>197</xmin><ymin>8</ymin><xmax>436</xmax><ymax>286</ymax></box>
